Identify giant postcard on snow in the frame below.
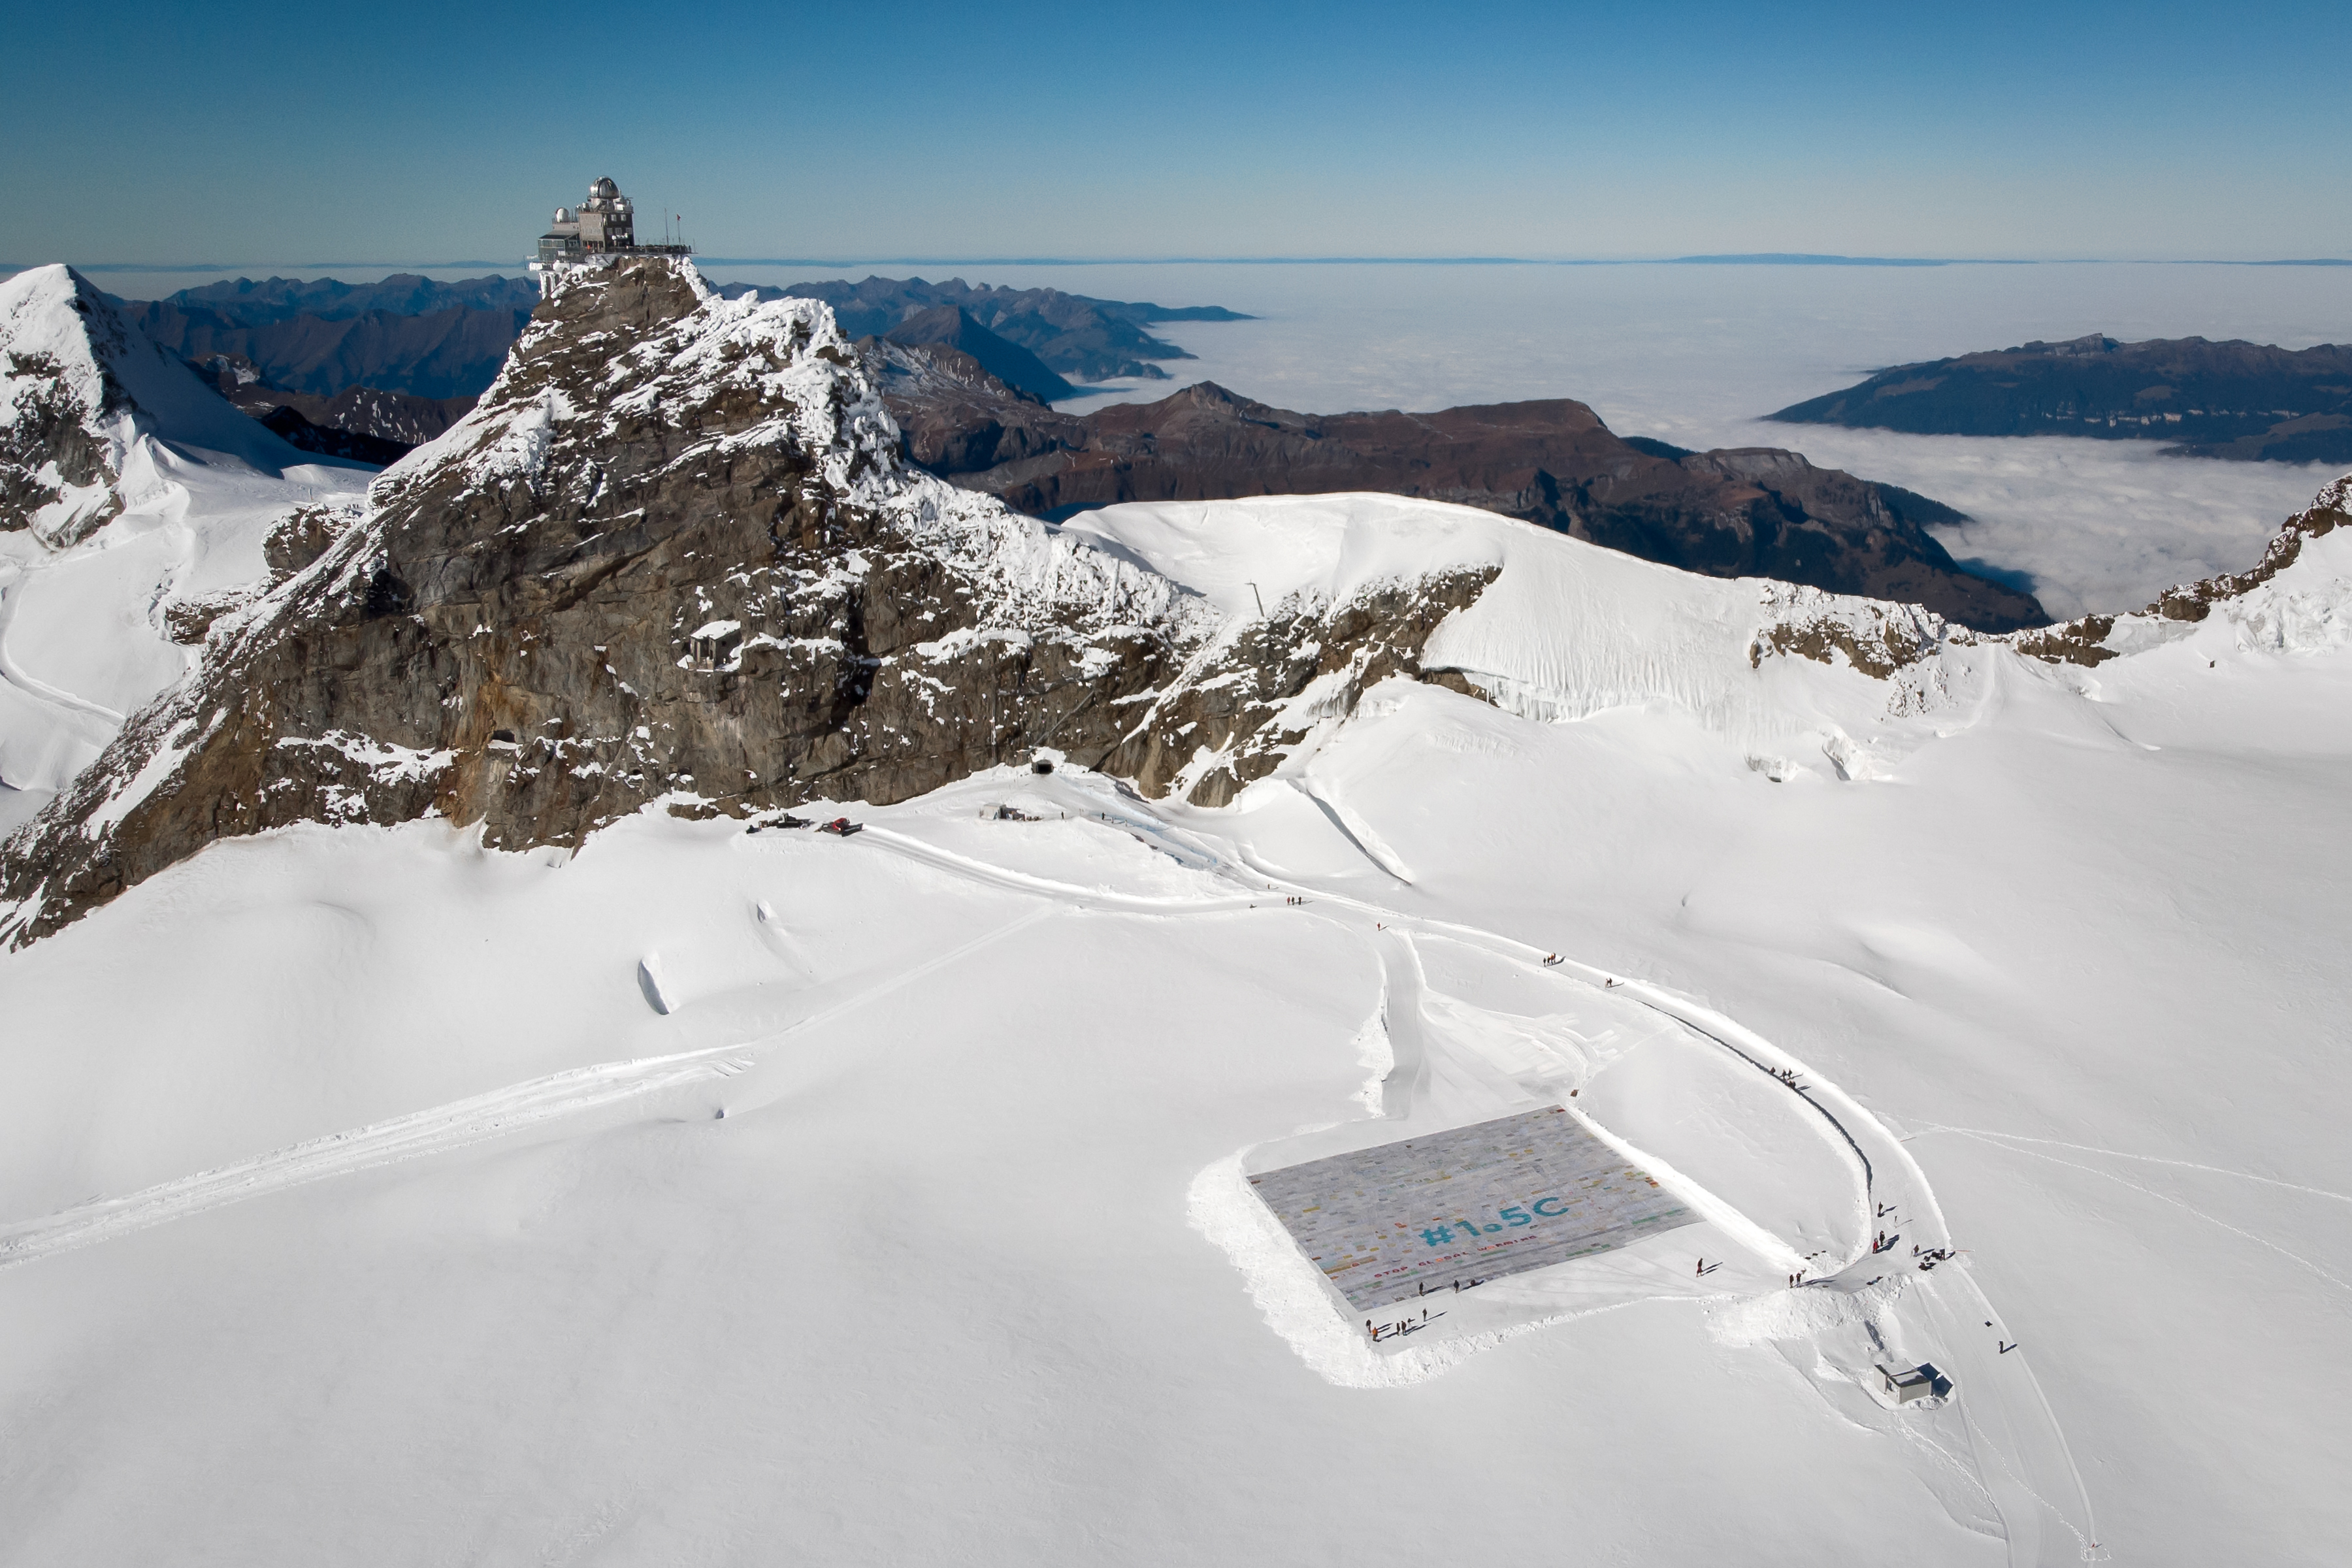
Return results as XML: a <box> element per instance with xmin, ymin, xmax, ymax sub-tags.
<box><xmin>1250</xmin><ymin>1107</ymin><xmax>1696</xmax><ymax>1311</ymax></box>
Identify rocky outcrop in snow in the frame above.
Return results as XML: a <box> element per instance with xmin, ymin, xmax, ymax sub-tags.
<box><xmin>2009</xmin><ymin>476</ymin><xmax>2351</xmax><ymax>666</ymax></box>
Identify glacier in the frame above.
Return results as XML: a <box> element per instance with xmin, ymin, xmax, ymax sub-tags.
<box><xmin>0</xmin><ymin>256</ymin><xmax>2346</xmax><ymax>1566</ymax></box>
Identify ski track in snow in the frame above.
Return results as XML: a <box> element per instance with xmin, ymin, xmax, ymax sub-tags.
<box><xmin>1923</xmin><ymin>1125</ymin><xmax>2352</xmax><ymax>1298</ymax></box>
<box><xmin>0</xmin><ymin>1045</ymin><xmax>757</xmax><ymax>1269</ymax></box>
<box><xmin>1916</xmin><ymin>1122</ymin><xmax>2352</xmax><ymax>1208</ymax></box>
<box><xmin>0</xmin><ymin>906</ymin><xmax>1054</xmax><ymax>1271</ymax></box>
<box><xmin>0</xmin><ymin>566</ymin><xmax>130</xmax><ymax>727</ymax></box>
<box><xmin>0</xmin><ymin>783</ymin><xmax>2104</xmax><ymax>1561</ymax></box>
<box><xmin>843</xmin><ymin>802</ymin><xmax>2104</xmax><ymax>1565</ymax></box>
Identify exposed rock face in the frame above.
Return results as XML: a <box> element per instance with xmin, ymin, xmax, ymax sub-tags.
<box><xmin>0</xmin><ymin>261</ymin><xmax>1485</xmax><ymax>945</ymax></box>
<box><xmin>861</xmin><ymin>339</ymin><xmax>1071</xmax><ymax>474</ymax></box>
<box><xmin>1115</xmin><ymin>564</ymin><xmax>1500</xmax><ymax>809</ymax></box>
<box><xmin>1750</xmin><ymin>600</ymin><xmax>1948</xmax><ymax>680</ymax></box>
<box><xmin>2</xmin><ymin>284</ymin><xmax>133</xmax><ymax>540</ymax></box>
<box><xmin>879</xmin><ymin>369</ymin><xmax>2047</xmax><ymax>632</ymax></box>
<box><xmin>317</xmin><ymin>384</ymin><xmax>478</xmax><ymax>446</ymax></box>
<box><xmin>0</xmin><ymin>346</ymin><xmax>121</xmax><ymax>540</ymax></box>
<box><xmin>1770</xmin><ymin>333</ymin><xmax>2352</xmax><ymax>464</ymax></box>
<box><xmin>253</xmin><ymin>406</ymin><xmax>412</xmax><ymax>466</ymax></box>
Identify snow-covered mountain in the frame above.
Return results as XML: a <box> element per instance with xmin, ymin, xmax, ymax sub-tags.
<box><xmin>0</xmin><ymin>266</ymin><xmax>314</xmax><ymax>542</ymax></box>
<box><xmin>1</xmin><ymin>256</ymin><xmax>2347</xmax><ymax>1565</ymax></box>
<box><xmin>0</xmin><ymin>267</ymin><xmax>372</xmax><ymax>830</ymax></box>
<box><xmin>10</xmin><ymin>253</ymin><xmax>2293</xmax><ymax>945</ymax></box>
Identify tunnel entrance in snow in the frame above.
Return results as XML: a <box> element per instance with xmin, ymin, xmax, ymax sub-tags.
<box><xmin>1249</xmin><ymin>1107</ymin><xmax>1696</xmax><ymax>1312</ymax></box>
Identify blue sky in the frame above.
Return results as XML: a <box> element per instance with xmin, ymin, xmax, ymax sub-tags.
<box><xmin>5</xmin><ymin>0</ymin><xmax>2349</xmax><ymax>266</ymax></box>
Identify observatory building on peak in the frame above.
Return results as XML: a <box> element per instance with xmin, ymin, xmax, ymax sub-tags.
<box><xmin>531</xmin><ymin>176</ymin><xmax>691</xmax><ymax>294</ymax></box>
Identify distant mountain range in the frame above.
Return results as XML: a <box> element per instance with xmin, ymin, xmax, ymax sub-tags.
<box><xmin>715</xmin><ymin>276</ymin><xmax>1252</xmax><ymax>384</ymax></box>
<box><xmin>40</xmin><ymin>265</ymin><xmax>2042</xmax><ymax>623</ymax></box>
<box><xmin>1670</xmin><ymin>253</ymin><xmax>1971</xmax><ymax>267</ymax></box>
<box><xmin>870</xmin><ymin>343</ymin><xmax>2047</xmax><ymax>631</ymax></box>
<box><xmin>150</xmin><ymin>273</ymin><xmax>545</xmax><ymax>322</ymax></box>
<box><xmin>1771</xmin><ymin>333</ymin><xmax>2352</xmax><ymax>463</ymax></box>
<box><xmin>117</xmin><ymin>275</ymin><xmax>540</xmax><ymax>400</ymax></box>
<box><xmin>184</xmin><ymin>351</ymin><xmax>472</xmax><ymax>465</ymax></box>
<box><xmin>99</xmin><ymin>273</ymin><xmax>1250</xmax><ymax>453</ymax></box>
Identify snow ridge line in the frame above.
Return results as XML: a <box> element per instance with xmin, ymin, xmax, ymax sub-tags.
<box><xmin>0</xmin><ymin>905</ymin><xmax>1057</xmax><ymax>1270</ymax></box>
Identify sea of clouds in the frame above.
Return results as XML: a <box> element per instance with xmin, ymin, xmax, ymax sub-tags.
<box><xmin>708</xmin><ymin>258</ymin><xmax>2344</xmax><ymax>623</ymax></box>
<box><xmin>962</xmin><ymin>258</ymin><xmax>2346</xmax><ymax>623</ymax></box>
<box><xmin>71</xmin><ymin>257</ymin><xmax>2352</xmax><ymax>621</ymax></box>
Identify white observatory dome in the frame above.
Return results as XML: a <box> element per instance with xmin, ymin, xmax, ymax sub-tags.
<box><xmin>553</xmin><ymin>207</ymin><xmax>573</xmax><ymax>223</ymax></box>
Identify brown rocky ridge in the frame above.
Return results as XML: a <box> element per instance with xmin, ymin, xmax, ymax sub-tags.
<box><xmin>873</xmin><ymin>356</ymin><xmax>2050</xmax><ymax>633</ymax></box>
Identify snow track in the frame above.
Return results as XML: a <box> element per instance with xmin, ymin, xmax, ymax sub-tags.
<box><xmin>0</xmin><ymin>1043</ymin><xmax>754</xmax><ymax>1269</ymax></box>
<box><xmin>0</xmin><ymin>906</ymin><xmax>1053</xmax><ymax>1271</ymax></box>
<box><xmin>0</xmin><ymin>775</ymin><xmax>2101</xmax><ymax>1561</ymax></box>
<box><xmin>0</xmin><ymin>570</ymin><xmax>129</xmax><ymax>727</ymax></box>
<box><xmin>853</xmin><ymin>825</ymin><xmax>1254</xmax><ymax>914</ymax></box>
<box><xmin>1926</xmin><ymin>1124</ymin><xmax>2352</xmax><ymax>1298</ymax></box>
<box><xmin>845</xmin><ymin>791</ymin><xmax>2104</xmax><ymax>1565</ymax></box>
<box><xmin>1919</xmin><ymin>1123</ymin><xmax>2352</xmax><ymax>1210</ymax></box>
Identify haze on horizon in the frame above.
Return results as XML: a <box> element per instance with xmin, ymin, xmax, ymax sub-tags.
<box><xmin>4</xmin><ymin>0</ymin><xmax>2349</xmax><ymax>270</ymax></box>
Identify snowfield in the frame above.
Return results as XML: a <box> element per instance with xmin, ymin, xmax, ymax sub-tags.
<box><xmin>1</xmin><ymin>268</ymin><xmax>2349</xmax><ymax>1565</ymax></box>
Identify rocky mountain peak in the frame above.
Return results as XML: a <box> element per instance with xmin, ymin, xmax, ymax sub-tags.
<box><xmin>0</xmin><ymin>259</ymin><xmax>1495</xmax><ymax>945</ymax></box>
